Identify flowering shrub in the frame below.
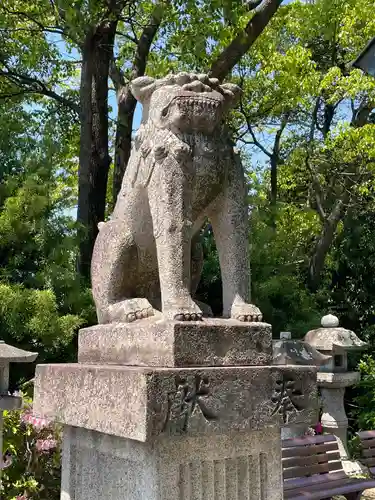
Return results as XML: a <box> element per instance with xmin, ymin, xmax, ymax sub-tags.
<box><xmin>1</xmin><ymin>394</ymin><xmax>61</xmax><ymax>500</ymax></box>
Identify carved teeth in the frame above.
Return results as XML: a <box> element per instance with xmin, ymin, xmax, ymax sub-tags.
<box><xmin>175</xmin><ymin>97</ymin><xmax>220</xmax><ymax>112</ymax></box>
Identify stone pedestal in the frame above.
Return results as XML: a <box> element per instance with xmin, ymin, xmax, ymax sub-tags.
<box><xmin>61</xmin><ymin>426</ymin><xmax>282</xmax><ymax>500</ymax></box>
<box><xmin>34</xmin><ymin>319</ymin><xmax>318</xmax><ymax>500</ymax></box>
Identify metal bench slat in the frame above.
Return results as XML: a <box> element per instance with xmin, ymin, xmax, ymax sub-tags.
<box><xmin>362</xmin><ymin>448</ymin><xmax>375</xmax><ymax>458</ymax></box>
<box><xmin>359</xmin><ymin>437</ymin><xmax>375</xmax><ymax>449</ymax></box>
<box><xmin>285</xmin><ymin>478</ymin><xmax>375</xmax><ymax>500</ymax></box>
<box><xmin>358</xmin><ymin>430</ymin><xmax>375</xmax><ymax>439</ymax></box>
<box><xmin>283</xmin><ymin>452</ymin><xmax>341</xmax><ymax>469</ymax></box>
<box><xmin>283</xmin><ymin>460</ymin><xmax>343</xmax><ymax>480</ymax></box>
<box><xmin>282</xmin><ymin>442</ymin><xmax>338</xmax><ymax>458</ymax></box>
<box><xmin>360</xmin><ymin>457</ymin><xmax>375</xmax><ymax>467</ymax></box>
<box><xmin>282</xmin><ymin>435</ymin><xmax>336</xmax><ymax>448</ymax></box>
<box><xmin>285</xmin><ymin>476</ymin><xmax>354</xmax><ymax>494</ymax></box>
<box><xmin>284</xmin><ymin>471</ymin><xmax>348</xmax><ymax>490</ymax></box>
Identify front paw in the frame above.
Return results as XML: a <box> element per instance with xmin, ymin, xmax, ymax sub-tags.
<box><xmin>231</xmin><ymin>303</ymin><xmax>263</xmax><ymax>322</ymax></box>
<box><xmin>107</xmin><ymin>299</ymin><xmax>154</xmax><ymax>323</ymax></box>
<box><xmin>164</xmin><ymin>299</ymin><xmax>203</xmax><ymax>322</ymax></box>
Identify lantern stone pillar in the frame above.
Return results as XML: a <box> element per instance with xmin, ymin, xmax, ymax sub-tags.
<box><xmin>305</xmin><ymin>314</ymin><xmax>367</xmax><ymax>474</ymax></box>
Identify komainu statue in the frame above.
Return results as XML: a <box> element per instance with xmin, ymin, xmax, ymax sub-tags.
<box><xmin>91</xmin><ymin>72</ymin><xmax>263</xmax><ymax>323</ymax></box>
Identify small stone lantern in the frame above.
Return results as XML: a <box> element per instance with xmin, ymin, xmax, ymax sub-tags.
<box><xmin>304</xmin><ymin>314</ymin><xmax>367</xmax><ymax>463</ymax></box>
<box><xmin>273</xmin><ymin>331</ymin><xmax>331</xmax><ymax>439</ymax></box>
<box><xmin>0</xmin><ymin>341</ymin><xmax>37</xmax><ymax>476</ymax></box>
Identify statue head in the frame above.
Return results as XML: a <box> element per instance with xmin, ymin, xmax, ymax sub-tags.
<box><xmin>130</xmin><ymin>73</ymin><xmax>241</xmax><ymax>135</ymax></box>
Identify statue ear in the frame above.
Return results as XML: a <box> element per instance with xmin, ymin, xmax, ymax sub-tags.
<box><xmin>130</xmin><ymin>76</ymin><xmax>156</xmax><ymax>103</ymax></box>
<box><xmin>220</xmin><ymin>83</ymin><xmax>242</xmax><ymax>104</ymax></box>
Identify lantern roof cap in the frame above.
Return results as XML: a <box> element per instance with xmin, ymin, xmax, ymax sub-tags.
<box><xmin>0</xmin><ymin>341</ymin><xmax>38</xmax><ymax>363</ymax></box>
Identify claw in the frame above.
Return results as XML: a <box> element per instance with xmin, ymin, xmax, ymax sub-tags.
<box><xmin>174</xmin><ymin>313</ymin><xmax>185</xmax><ymax>321</ymax></box>
<box><xmin>127</xmin><ymin>312</ymin><xmax>136</xmax><ymax>322</ymax></box>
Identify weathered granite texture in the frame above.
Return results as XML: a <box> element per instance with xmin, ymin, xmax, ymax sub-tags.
<box><xmin>34</xmin><ymin>364</ymin><xmax>318</xmax><ymax>441</ymax></box>
<box><xmin>61</xmin><ymin>426</ymin><xmax>283</xmax><ymax>500</ymax></box>
<box><xmin>91</xmin><ymin>72</ymin><xmax>262</xmax><ymax>324</ymax></box>
<box><xmin>305</xmin><ymin>316</ymin><xmax>367</xmax><ymax>351</ymax></box>
<box><xmin>317</xmin><ymin>371</ymin><xmax>360</xmax><ymax>388</ymax></box>
<box><xmin>273</xmin><ymin>339</ymin><xmax>331</xmax><ymax>366</ymax></box>
<box><xmin>78</xmin><ymin>319</ymin><xmax>272</xmax><ymax>367</ymax></box>
<box><xmin>320</xmin><ymin>387</ymin><xmax>349</xmax><ymax>459</ymax></box>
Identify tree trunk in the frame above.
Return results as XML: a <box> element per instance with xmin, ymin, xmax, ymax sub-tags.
<box><xmin>270</xmin><ymin>152</ymin><xmax>277</xmax><ymax>225</ymax></box>
<box><xmin>111</xmin><ymin>7</ymin><xmax>164</xmax><ymax>205</ymax></box>
<box><xmin>77</xmin><ymin>22</ymin><xmax>116</xmax><ymax>280</ymax></box>
<box><xmin>112</xmin><ymin>87</ymin><xmax>136</xmax><ymax>204</ymax></box>
<box><xmin>308</xmin><ymin>196</ymin><xmax>348</xmax><ymax>291</ymax></box>
<box><xmin>307</xmin><ymin>100</ymin><xmax>375</xmax><ymax>291</ymax></box>
<box><xmin>209</xmin><ymin>0</ymin><xmax>283</xmax><ymax>81</ymax></box>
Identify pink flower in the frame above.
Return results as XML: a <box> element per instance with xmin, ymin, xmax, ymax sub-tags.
<box><xmin>36</xmin><ymin>436</ymin><xmax>57</xmax><ymax>452</ymax></box>
<box><xmin>21</xmin><ymin>411</ymin><xmax>50</xmax><ymax>429</ymax></box>
<box><xmin>315</xmin><ymin>422</ymin><xmax>323</xmax><ymax>434</ymax></box>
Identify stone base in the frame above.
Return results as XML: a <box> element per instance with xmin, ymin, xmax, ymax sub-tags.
<box><xmin>34</xmin><ymin>363</ymin><xmax>318</xmax><ymax>441</ymax></box>
<box><xmin>61</xmin><ymin>426</ymin><xmax>283</xmax><ymax>500</ymax></box>
<box><xmin>77</xmin><ymin>319</ymin><xmax>272</xmax><ymax>367</ymax></box>
<box><xmin>342</xmin><ymin>459</ymin><xmax>368</xmax><ymax>476</ymax></box>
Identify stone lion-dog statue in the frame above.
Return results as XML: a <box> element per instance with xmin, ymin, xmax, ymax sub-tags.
<box><xmin>91</xmin><ymin>72</ymin><xmax>263</xmax><ymax>324</ymax></box>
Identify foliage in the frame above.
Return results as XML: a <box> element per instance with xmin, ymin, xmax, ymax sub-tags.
<box><xmin>1</xmin><ymin>393</ymin><xmax>61</xmax><ymax>500</ymax></box>
<box><xmin>0</xmin><ymin>102</ymin><xmax>95</xmax><ymax>386</ymax></box>
<box><xmin>350</xmin><ymin>356</ymin><xmax>375</xmax><ymax>432</ymax></box>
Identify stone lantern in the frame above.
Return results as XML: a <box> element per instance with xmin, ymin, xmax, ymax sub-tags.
<box><xmin>304</xmin><ymin>314</ymin><xmax>367</xmax><ymax>465</ymax></box>
<box><xmin>273</xmin><ymin>331</ymin><xmax>331</xmax><ymax>439</ymax></box>
<box><xmin>0</xmin><ymin>341</ymin><xmax>38</xmax><ymax>476</ymax></box>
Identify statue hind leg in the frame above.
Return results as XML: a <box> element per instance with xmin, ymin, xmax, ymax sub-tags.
<box><xmin>91</xmin><ymin>220</ymin><xmax>154</xmax><ymax>323</ymax></box>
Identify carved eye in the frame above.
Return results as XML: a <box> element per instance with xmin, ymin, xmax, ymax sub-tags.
<box><xmin>161</xmin><ymin>107</ymin><xmax>168</xmax><ymax>117</ymax></box>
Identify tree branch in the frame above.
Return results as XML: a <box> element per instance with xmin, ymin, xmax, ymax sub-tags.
<box><xmin>109</xmin><ymin>59</ymin><xmax>126</xmax><ymax>91</ymax></box>
<box><xmin>209</xmin><ymin>0</ymin><xmax>283</xmax><ymax>81</ymax></box>
<box><xmin>115</xmin><ymin>30</ymin><xmax>138</xmax><ymax>44</ymax></box>
<box><xmin>351</xmin><ymin>99</ymin><xmax>375</xmax><ymax>127</ymax></box>
<box><xmin>246</xmin><ymin>0</ymin><xmax>264</xmax><ymax>10</ymax></box>
<box><xmin>0</xmin><ymin>67</ymin><xmax>80</xmax><ymax>114</ymax></box>
<box><xmin>0</xmin><ymin>5</ymin><xmax>74</xmax><ymax>40</ymax></box>
<box><xmin>112</xmin><ymin>2</ymin><xmax>166</xmax><ymax>202</ymax></box>
<box><xmin>110</xmin><ymin>2</ymin><xmax>166</xmax><ymax>93</ymax></box>
<box><xmin>239</xmin><ymin>99</ymin><xmax>272</xmax><ymax>157</ymax></box>
<box><xmin>273</xmin><ymin>113</ymin><xmax>288</xmax><ymax>157</ymax></box>
<box><xmin>0</xmin><ymin>91</ymin><xmax>27</xmax><ymax>100</ymax></box>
